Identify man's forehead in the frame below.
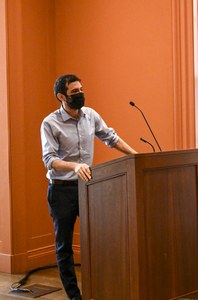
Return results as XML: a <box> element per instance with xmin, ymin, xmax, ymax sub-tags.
<box><xmin>67</xmin><ymin>81</ymin><xmax>82</xmax><ymax>90</ymax></box>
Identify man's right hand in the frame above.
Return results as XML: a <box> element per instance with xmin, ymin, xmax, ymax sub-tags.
<box><xmin>52</xmin><ymin>160</ymin><xmax>92</xmax><ymax>182</ymax></box>
<box><xmin>74</xmin><ymin>163</ymin><xmax>92</xmax><ymax>182</ymax></box>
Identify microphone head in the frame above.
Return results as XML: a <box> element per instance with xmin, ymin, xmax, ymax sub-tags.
<box><xmin>129</xmin><ymin>101</ymin><xmax>135</xmax><ymax>106</ymax></box>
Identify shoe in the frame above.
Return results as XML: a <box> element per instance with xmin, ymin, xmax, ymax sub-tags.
<box><xmin>70</xmin><ymin>296</ymin><xmax>82</xmax><ymax>300</ymax></box>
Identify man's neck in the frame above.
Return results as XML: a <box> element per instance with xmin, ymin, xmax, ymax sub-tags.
<box><xmin>62</xmin><ymin>103</ymin><xmax>79</xmax><ymax>119</ymax></box>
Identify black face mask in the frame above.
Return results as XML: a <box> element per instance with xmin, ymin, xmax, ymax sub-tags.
<box><xmin>66</xmin><ymin>92</ymin><xmax>85</xmax><ymax>109</ymax></box>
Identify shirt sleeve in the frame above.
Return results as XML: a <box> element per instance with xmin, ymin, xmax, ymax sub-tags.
<box><xmin>93</xmin><ymin>109</ymin><xmax>119</xmax><ymax>147</ymax></box>
<box><xmin>40</xmin><ymin>120</ymin><xmax>60</xmax><ymax>170</ymax></box>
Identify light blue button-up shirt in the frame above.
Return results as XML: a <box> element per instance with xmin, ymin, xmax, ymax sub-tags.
<box><xmin>40</xmin><ymin>106</ymin><xmax>119</xmax><ymax>180</ymax></box>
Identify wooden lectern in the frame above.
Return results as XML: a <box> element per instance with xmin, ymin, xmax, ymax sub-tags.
<box><xmin>79</xmin><ymin>150</ymin><xmax>198</xmax><ymax>300</ymax></box>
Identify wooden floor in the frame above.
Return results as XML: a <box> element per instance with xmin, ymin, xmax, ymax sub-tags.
<box><xmin>0</xmin><ymin>265</ymin><xmax>81</xmax><ymax>300</ymax></box>
<box><xmin>1</xmin><ymin>266</ymin><xmax>198</xmax><ymax>300</ymax></box>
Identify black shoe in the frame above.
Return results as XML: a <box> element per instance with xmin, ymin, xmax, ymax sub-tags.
<box><xmin>70</xmin><ymin>296</ymin><xmax>82</xmax><ymax>300</ymax></box>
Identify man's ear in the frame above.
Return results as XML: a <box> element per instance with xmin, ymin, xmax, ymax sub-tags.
<box><xmin>57</xmin><ymin>93</ymin><xmax>66</xmax><ymax>102</ymax></box>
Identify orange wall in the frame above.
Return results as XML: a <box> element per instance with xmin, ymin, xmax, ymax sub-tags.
<box><xmin>0</xmin><ymin>0</ymin><xmax>12</xmax><ymax>271</ymax></box>
<box><xmin>55</xmin><ymin>0</ymin><xmax>195</xmax><ymax>164</ymax></box>
<box><xmin>1</xmin><ymin>0</ymin><xmax>58</xmax><ymax>272</ymax></box>
<box><xmin>0</xmin><ymin>0</ymin><xmax>195</xmax><ymax>273</ymax></box>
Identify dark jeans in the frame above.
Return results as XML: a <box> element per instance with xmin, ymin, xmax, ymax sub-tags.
<box><xmin>47</xmin><ymin>183</ymin><xmax>81</xmax><ymax>299</ymax></box>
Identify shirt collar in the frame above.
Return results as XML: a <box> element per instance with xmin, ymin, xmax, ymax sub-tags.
<box><xmin>60</xmin><ymin>105</ymin><xmax>86</xmax><ymax>122</ymax></box>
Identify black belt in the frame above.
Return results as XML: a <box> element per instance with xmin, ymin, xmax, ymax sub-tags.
<box><xmin>49</xmin><ymin>179</ymin><xmax>78</xmax><ymax>185</ymax></box>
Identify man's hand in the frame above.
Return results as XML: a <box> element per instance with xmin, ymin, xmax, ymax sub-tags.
<box><xmin>51</xmin><ymin>160</ymin><xmax>92</xmax><ymax>182</ymax></box>
<box><xmin>74</xmin><ymin>163</ymin><xmax>92</xmax><ymax>182</ymax></box>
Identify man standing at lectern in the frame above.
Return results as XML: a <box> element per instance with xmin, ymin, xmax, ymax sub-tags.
<box><xmin>40</xmin><ymin>74</ymin><xmax>137</xmax><ymax>300</ymax></box>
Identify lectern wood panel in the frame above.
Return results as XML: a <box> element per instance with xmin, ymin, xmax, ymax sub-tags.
<box><xmin>88</xmin><ymin>174</ymin><xmax>130</xmax><ymax>300</ymax></box>
<box><xmin>140</xmin><ymin>165</ymin><xmax>198</xmax><ymax>299</ymax></box>
<box><xmin>142</xmin><ymin>170</ymin><xmax>170</xmax><ymax>299</ymax></box>
<box><xmin>79</xmin><ymin>150</ymin><xmax>198</xmax><ymax>300</ymax></box>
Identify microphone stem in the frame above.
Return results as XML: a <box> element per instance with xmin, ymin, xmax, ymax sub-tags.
<box><xmin>136</xmin><ymin>106</ymin><xmax>162</xmax><ymax>152</ymax></box>
<box><xmin>140</xmin><ymin>138</ymin><xmax>155</xmax><ymax>152</ymax></box>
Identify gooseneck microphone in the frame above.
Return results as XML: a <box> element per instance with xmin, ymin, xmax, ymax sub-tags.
<box><xmin>129</xmin><ymin>101</ymin><xmax>162</xmax><ymax>151</ymax></box>
<box><xmin>140</xmin><ymin>137</ymin><xmax>155</xmax><ymax>152</ymax></box>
